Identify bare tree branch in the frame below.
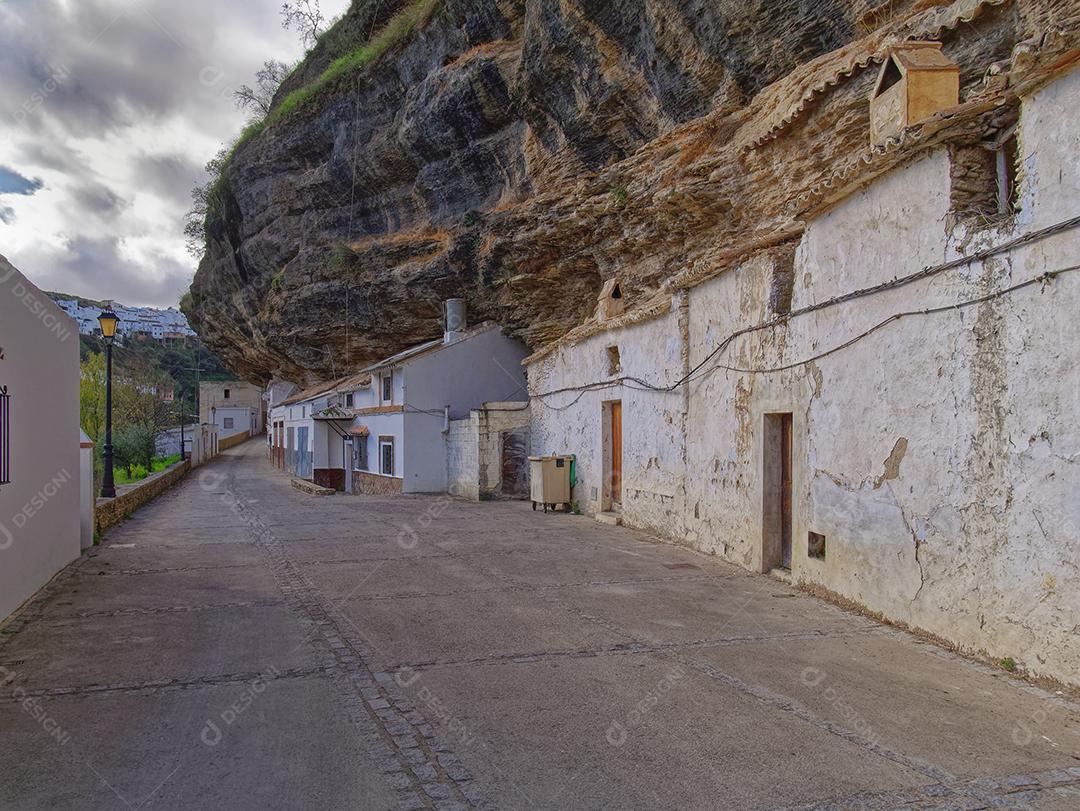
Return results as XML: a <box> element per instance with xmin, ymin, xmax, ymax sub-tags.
<box><xmin>281</xmin><ymin>0</ymin><xmax>325</xmax><ymax>48</ymax></box>
<box><xmin>233</xmin><ymin>59</ymin><xmax>289</xmax><ymax>118</ymax></box>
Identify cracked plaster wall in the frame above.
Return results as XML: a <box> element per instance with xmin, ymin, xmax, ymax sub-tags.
<box><xmin>528</xmin><ymin>67</ymin><xmax>1080</xmax><ymax>686</ymax></box>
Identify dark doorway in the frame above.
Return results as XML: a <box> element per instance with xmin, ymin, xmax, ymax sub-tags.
<box><xmin>763</xmin><ymin>413</ymin><xmax>794</xmax><ymax>570</ymax></box>
<box><xmin>501</xmin><ymin>429</ymin><xmax>529</xmax><ymax>497</ymax></box>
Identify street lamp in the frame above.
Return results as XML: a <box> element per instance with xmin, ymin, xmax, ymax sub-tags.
<box><xmin>98</xmin><ymin>306</ymin><xmax>119</xmax><ymax>498</ymax></box>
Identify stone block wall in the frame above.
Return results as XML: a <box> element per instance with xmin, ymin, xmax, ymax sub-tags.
<box><xmin>352</xmin><ymin>471</ymin><xmax>403</xmax><ymax>495</ymax></box>
<box><xmin>446</xmin><ymin>403</ymin><xmax>530</xmax><ymax>501</ymax></box>
<box><xmin>447</xmin><ymin>417</ymin><xmax>480</xmax><ymax>500</ymax></box>
<box><xmin>95</xmin><ymin>459</ymin><xmax>190</xmax><ymax>535</ymax></box>
<box><xmin>218</xmin><ymin>431</ymin><xmax>251</xmax><ymax>452</ymax></box>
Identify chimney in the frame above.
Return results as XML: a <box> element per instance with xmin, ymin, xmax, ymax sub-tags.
<box><xmin>444</xmin><ymin>298</ymin><xmax>466</xmax><ymax>344</ymax></box>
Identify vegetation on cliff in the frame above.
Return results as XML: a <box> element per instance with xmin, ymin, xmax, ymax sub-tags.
<box><xmin>186</xmin><ymin>0</ymin><xmax>1079</xmax><ymax>385</ymax></box>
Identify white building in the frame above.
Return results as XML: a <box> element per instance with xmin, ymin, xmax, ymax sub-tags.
<box><xmin>527</xmin><ymin>66</ymin><xmax>1080</xmax><ymax>686</ymax></box>
<box><xmin>269</xmin><ymin>307</ymin><xmax>529</xmax><ymax>494</ymax></box>
<box><xmin>0</xmin><ymin>256</ymin><xmax>81</xmax><ymax>620</ymax></box>
<box><xmin>51</xmin><ymin>297</ymin><xmax>195</xmax><ymax>343</ymax></box>
<box><xmin>200</xmin><ymin>380</ymin><xmax>264</xmax><ymax>441</ymax></box>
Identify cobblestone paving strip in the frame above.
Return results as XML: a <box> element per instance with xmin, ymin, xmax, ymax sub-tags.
<box><xmin>217</xmin><ymin>464</ymin><xmax>482</xmax><ymax>810</ymax></box>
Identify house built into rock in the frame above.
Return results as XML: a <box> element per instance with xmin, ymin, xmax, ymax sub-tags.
<box><xmin>528</xmin><ymin>65</ymin><xmax>1080</xmax><ymax>687</ymax></box>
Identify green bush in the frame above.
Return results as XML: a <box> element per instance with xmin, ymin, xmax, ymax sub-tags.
<box><xmin>113</xmin><ymin>424</ymin><xmax>155</xmax><ymax>476</ymax></box>
<box><xmin>201</xmin><ymin>0</ymin><xmax>439</xmax><ymax>246</ymax></box>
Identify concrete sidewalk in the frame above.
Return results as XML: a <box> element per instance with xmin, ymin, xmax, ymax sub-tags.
<box><xmin>1</xmin><ymin>441</ymin><xmax>1078</xmax><ymax>809</ymax></box>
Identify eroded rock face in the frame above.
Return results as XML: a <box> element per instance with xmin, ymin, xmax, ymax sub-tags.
<box><xmin>186</xmin><ymin>0</ymin><xmax>1072</xmax><ymax>384</ymax></box>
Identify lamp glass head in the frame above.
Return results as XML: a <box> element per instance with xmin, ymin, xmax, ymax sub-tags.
<box><xmin>98</xmin><ymin>308</ymin><xmax>119</xmax><ymax>339</ymax></box>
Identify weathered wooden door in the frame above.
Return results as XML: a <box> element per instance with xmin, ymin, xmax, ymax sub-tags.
<box><xmin>780</xmin><ymin>413</ymin><xmax>793</xmax><ymax>568</ymax></box>
<box><xmin>500</xmin><ymin>429</ymin><xmax>529</xmax><ymax>497</ymax></box>
<box><xmin>611</xmin><ymin>401</ymin><xmax>622</xmax><ymax>507</ymax></box>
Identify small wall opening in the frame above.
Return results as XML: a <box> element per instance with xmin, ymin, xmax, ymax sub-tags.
<box><xmin>768</xmin><ymin>248</ymin><xmax>796</xmax><ymax>317</ymax></box>
<box><xmin>949</xmin><ymin>113</ymin><xmax>1020</xmax><ymax>222</ymax></box>
<box><xmin>875</xmin><ymin>57</ymin><xmax>903</xmax><ymax>96</ymax></box>
<box><xmin>606</xmin><ymin>345</ymin><xmax>621</xmax><ymax>376</ymax></box>
<box><xmin>596</xmin><ymin>278</ymin><xmax>627</xmax><ymax>323</ymax></box>
<box><xmin>808</xmin><ymin>531</ymin><xmax>826</xmax><ymax>560</ymax></box>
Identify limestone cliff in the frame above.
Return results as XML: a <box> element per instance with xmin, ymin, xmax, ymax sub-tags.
<box><xmin>185</xmin><ymin>0</ymin><xmax>1079</xmax><ymax>384</ymax></box>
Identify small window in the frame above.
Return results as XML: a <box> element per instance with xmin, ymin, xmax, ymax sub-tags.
<box><xmin>223</xmin><ymin>417</ymin><xmax>234</xmax><ymax>429</ymax></box>
<box><xmin>379</xmin><ymin>436</ymin><xmax>394</xmax><ymax>476</ymax></box>
<box><xmin>996</xmin><ymin>134</ymin><xmax>1019</xmax><ymax>215</ymax></box>
<box><xmin>352</xmin><ymin>437</ymin><xmax>368</xmax><ymax>471</ymax></box>
<box><xmin>381</xmin><ymin>373</ymin><xmax>393</xmax><ymax>403</ymax></box>
<box><xmin>606</xmin><ymin>346</ymin><xmax>621</xmax><ymax>376</ymax></box>
<box><xmin>302</xmin><ymin>406</ymin><xmax>306</xmax><ymax>418</ymax></box>
<box><xmin>808</xmin><ymin>532</ymin><xmax>826</xmax><ymax>560</ymax></box>
<box><xmin>949</xmin><ymin>120</ymin><xmax>1020</xmax><ymax>220</ymax></box>
<box><xmin>345</xmin><ymin>392</ymin><xmax>354</xmax><ymax>408</ymax></box>
<box><xmin>224</xmin><ymin>388</ymin><xmax>230</xmax><ymax>399</ymax></box>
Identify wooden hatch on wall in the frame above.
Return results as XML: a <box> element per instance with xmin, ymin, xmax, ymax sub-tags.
<box><xmin>870</xmin><ymin>41</ymin><xmax>959</xmax><ymax>146</ymax></box>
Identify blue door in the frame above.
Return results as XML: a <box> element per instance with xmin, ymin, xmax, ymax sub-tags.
<box><xmin>297</xmin><ymin>426</ymin><xmax>311</xmax><ymax>478</ymax></box>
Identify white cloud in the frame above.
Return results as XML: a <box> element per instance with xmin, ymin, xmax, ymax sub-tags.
<box><xmin>0</xmin><ymin>0</ymin><xmax>350</xmax><ymax>306</ymax></box>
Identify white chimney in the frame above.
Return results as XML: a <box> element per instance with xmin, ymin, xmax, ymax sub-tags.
<box><xmin>444</xmin><ymin>298</ymin><xmax>466</xmax><ymax>344</ymax></box>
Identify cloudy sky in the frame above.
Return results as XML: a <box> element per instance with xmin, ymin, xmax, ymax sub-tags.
<box><xmin>0</xmin><ymin>0</ymin><xmax>349</xmax><ymax>307</ymax></box>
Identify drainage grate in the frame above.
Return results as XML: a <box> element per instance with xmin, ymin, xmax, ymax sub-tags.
<box><xmin>663</xmin><ymin>563</ymin><xmax>701</xmax><ymax>570</ymax></box>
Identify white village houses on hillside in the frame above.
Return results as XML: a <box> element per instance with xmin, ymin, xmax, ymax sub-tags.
<box><xmin>270</xmin><ymin>302</ymin><xmax>528</xmax><ymax>495</ymax></box>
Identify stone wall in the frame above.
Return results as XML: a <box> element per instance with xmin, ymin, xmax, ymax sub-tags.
<box><xmin>352</xmin><ymin>471</ymin><xmax>403</xmax><ymax>496</ymax></box>
<box><xmin>446</xmin><ymin>403</ymin><xmax>530</xmax><ymax>501</ymax></box>
<box><xmin>218</xmin><ymin>431</ymin><xmax>251</xmax><ymax>452</ymax></box>
<box><xmin>447</xmin><ymin>417</ymin><xmax>479</xmax><ymax>500</ymax></box>
<box><xmin>528</xmin><ymin>68</ymin><xmax>1080</xmax><ymax>687</ymax></box>
<box><xmin>95</xmin><ymin>459</ymin><xmax>190</xmax><ymax>536</ymax></box>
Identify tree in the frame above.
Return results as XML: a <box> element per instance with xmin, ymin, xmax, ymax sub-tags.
<box><xmin>234</xmin><ymin>59</ymin><xmax>288</xmax><ymax>118</ymax></box>
<box><xmin>281</xmin><ymin>0</ymin><xmax>325</xmax><ymax>47</ymax></box>
<box><xmin>113</xmin><ymin>424</ymin><xmax>156</xmax><ymax>477</ymax></box>
<box><xmin>80</xmin><ymin>353</ymin><xmax>107</xmax><ymax>446</ymax></box>
<box><xmin>113</xmin><ymin>355</ymin><xmax>177</xmax><ymax>456</ymax></box>
<box><xmin>184</xmin><ymin>146</ymin><xmax>229</xmax><ymax>261</ymax></box>
<box><xmin>80</xmin><ymin>353</ymin><xmax>108</xmax><ymax>487</ymax></box>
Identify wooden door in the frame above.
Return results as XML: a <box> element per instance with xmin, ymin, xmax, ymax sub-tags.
<box><xmin>780</xmin><ymin>413</ymin><xmax>793</xmax><ymax>568</ymax></box>
<box><xmin>611</xmin><ymin>401</ymin><xmax>622</xmax><ymax>506</ymax></box>
<box><xmin>500</xmin><ymin>429</ymin><xmax>529</xmax><ymax>497</ymax></box>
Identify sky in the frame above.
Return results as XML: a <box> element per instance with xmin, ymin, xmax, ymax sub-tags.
<box><xmin>0</xmin><ymin>0</ymin><xmax>350</xmax><ymax>307</ymax></box>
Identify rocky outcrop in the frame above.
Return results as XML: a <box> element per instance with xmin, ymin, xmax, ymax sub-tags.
<box><xmin>186</xmin><ymin>0</ymin><xmax>1079</xmax><ymax>384</ymax></box>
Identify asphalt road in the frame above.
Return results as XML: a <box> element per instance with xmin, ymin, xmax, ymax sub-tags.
<box><xmin>2</xmin><ymin>440</ymin><xmax>1079</xmax><ymax>810</ymax></box>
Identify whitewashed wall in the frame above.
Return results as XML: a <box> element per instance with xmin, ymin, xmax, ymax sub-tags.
<box><xmin>529</xmin><ymin>68</ymin><xmax>1080</xmax><ymax>686</ymax></box>
<box><xmin>0</xmin><ymin>257</ymin><xmax>81</xmax><ymax>620</ymax></box>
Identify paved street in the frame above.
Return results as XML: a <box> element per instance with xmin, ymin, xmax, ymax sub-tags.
<box><xmin>2</xmin><ymin>441</ymin><xmax>1079</xmax><ymax>810</ymax></box>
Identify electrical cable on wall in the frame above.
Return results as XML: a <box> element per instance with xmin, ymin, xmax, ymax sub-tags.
<box><xmin>526</xmin><ymin>214</ymin><xmax>1080</xmax><ymax>407</ymax></box>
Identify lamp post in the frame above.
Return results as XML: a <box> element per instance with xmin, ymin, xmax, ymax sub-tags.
<box><xmin>98</xmin><ymin>306</ymin><xmax>119</xmax><ymax>498</ymax></box>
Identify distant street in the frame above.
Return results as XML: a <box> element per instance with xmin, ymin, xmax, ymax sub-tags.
<box><xmin>2</xmin><ymin>440</ymin><xmax>1079</xmax><ymax>810</ymax></box>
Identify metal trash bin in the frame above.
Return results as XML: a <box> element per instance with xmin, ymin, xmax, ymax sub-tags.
<box><xmin>529</xmin><ymin>455</ymin><xmax>572</xmax><ymax>513</ymax></box>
